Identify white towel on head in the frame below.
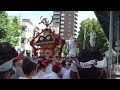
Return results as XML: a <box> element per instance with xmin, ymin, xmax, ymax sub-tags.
<box><xmin>0</xmin><ymin>59</ymin><xmax>13</xmax><ymax>72</ymax></box>
<box><xmin>79</xmin><ymin>59</ymin><xmax>107</xmax><ymax>68</ymax></box>
<box><xmin>95</xmin><ymin>59</ymin><xmax>107</xmax><ymax>68</ymax></box>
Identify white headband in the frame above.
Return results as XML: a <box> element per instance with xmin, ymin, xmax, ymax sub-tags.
<box><xmin>80</xmin><ymin>59</ymin><xmax>107</xmax><ymax>68</ymax></box>
<box><xmin>0</xmin><ymin>59</ymin><xmax>13</xmax><ymax>72</ymax></box>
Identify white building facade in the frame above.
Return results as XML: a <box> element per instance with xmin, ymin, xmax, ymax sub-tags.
<box><xmin>20</xmin><ymin>19</ymin><xmax>35</xmax><ymax>57</ymax></box>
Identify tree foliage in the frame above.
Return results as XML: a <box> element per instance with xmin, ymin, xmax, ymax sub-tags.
<box><xmin>0</xmin><ymin>11</ymin><xmax>22</xmax><ymax>46</ymax></box>
<box><xmin>77</xmin><ymin>18</ymin><xmax>108</xmax><ymax>51</ymax></box>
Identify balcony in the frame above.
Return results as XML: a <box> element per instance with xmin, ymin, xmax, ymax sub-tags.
<box><xmin>74</xmin><ymin>15</ymin><xmax>78</xmax><ymax>21</ymax></box>
<box><xmin>53</xmin><ymin>20</ymin><xmax>60</xmax><ymax>23</ymax></box>
<box><xmin>53</xmin><ymin>11</ymin><xmax>61</xmax><ymax>14</ymax></box>
<box><xmin>74</xmin><ymin>20</ymin><xmax>78</xmax><ymax>25</ymax></box>
<box><xmin>61</xmin><ymin>21</ymin><xmax>64</xmax><ymax>24</ymax></box>
<box><xmin>61</xmin><ymin>13</ymin><xmax>65</xmax><ymax>16</ymax></box>
<box><xmin>53</xmin><ymin>15</ymin><xmax>60</xmax><ymax>19</ymax></box>
<box><xmin>74</xmin><ymin>26</ymin><xmax>77</xmax><ymax>28</ymax></box>
<box><xmin>61</xmin><ymin>17</ymin><xmax>64</xmax><ymax>20</ymax></box>
<box><xmin>74</xmin><ymin>21</ymin><xmax>77</xmax><ymax>24</ymax></box>
<box><xmin>74</xmin><ymin>13</ymin><xmax>78</xmax><ymax>17</ymax></box>
<box><xmin>75</xmin><ymin>11</ymin><xmax>78</xmax><ymax>15</ymax></box>
<box><xmin>60</xmin><ymin>25</ymin><xmax>64</xmax><ymax>28</ymax></box>
<box><xmin>74</xmin><ymin>29</ymin><xmax>77</xmax><ymax>32</ymax></box>
<box><xmin>74</xmin><ymin>17</ymin><xmax>78</xmax><ymax>20</ymax></box>
<box><xmin>60</xmin><ymin>33</ymin><xmax>64</xmax><ymax>36</ymax></box>
<box><xmin>74</xmin><ymin>34</ymin><xmax>77</xmax><ymax>36</ymax></box>
<box><xmin>74</xmin><ymin>27</ymin><xmax>78</xmax><ymax>31</ymax></box>
<box><xmin>60</xmin><ymin>29</ymin><xmax>64</xmax><ymax>32</ymax></box>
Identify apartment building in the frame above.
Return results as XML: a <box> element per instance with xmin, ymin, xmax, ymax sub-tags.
<box><xmin>52</xmin><ymin>11</ymin><xmax>78</xmax><ymax>40</ymax></box>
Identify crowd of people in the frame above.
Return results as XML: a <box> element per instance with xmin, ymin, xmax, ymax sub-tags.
<box><xmin>0</xmin><ymin>42</ymin><xmax>107</xmax><ymax>79</ymax></box>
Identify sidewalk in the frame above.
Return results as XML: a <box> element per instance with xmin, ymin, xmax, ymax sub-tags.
<box><xmin>112</xmin><ymin>64</ymin><xmax>120</xmax><ymax>79</ymax></box>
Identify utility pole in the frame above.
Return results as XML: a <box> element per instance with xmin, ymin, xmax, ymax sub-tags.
<box><xmin>108</xmin><ymin>11</ymin><xmax>113</xmax><ymax>79</ymax></box>
<box><xmin>116</xmin><ymin>15</ymin><xmax>120</xmax><ymax>74</ymax></box>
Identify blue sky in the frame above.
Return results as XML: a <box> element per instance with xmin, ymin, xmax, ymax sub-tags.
<box><xmin>7</xmin><ymin>11</ymin><xmax>97</xmax><ymax>31</ymax></box>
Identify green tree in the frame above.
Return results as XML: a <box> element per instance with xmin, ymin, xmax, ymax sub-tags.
<box><xmin>0</xmin><ymin>11</ymin><xmax>9</xmax><ymax>39</ymax></box>
<box><xmin>77</xmin><ymin>18</ymin><xmax>108</xmax><ymax>51</ymax></box>
<box><xmin>0</xmin><ymin>11</ymin><xmax>22</xmax><ymax>46</ymax></box>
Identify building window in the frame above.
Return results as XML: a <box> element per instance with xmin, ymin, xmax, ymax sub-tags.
<box><xmin>74</xmin><ymin>30</ymin><xmax>77</xmax><ymax>32</ymax></box>
<box><xmin>61</xmin><ymin>17</ymin><xmax>64</xmax><ymax>20</ymax></box>
<box><xmin>69</xmin><ymin>18</ymin><xmax>71</xmax><ymax>20</ymax></box>
<box><xmin>69</xmin><ymin>22</ymin><xmax>71</xmax><ymax>24</ymax></box>
<box><xmin>29</xmin><ymin>30</ymin><xmax>31</xmax><ymax>32</ymax></box>
<box><xmin>68</xmin><ymin>26</ymin><xmax>71</xmax><ymax>28</ymax></box>
<box><xmin>60</xmin><ymin>33</ymin><xmax>64</xmax><ymax>36</ymax></box>
<box><xmin>61</xmin><ymin>25</ymin><xmax>64</xmax><ymax>28</ymax></box>
<box><xmin>74</xmin><ymin>26</ymin><xmax>77</xmax><ymax>28</ymax></box>
<box><xmin>28</xmin><ymin>28</ymin><xmax>29</xmax><ymax>32</ymax></box>
<box><xmin>74</xmin><ymin>34</ymin><xmax>77</xmax><ymax>36</ymax></box>
<box><xmin>22</xmin><ymin>26</ymin><xmax>27</xmax><ymax>31</ymax></box>
<box><xmin>68</xmin><ymin>34</ymin><xmax>71</xmax><ymax>36</ymax></box>
<box><xmin>21</xmin><ymin>38</ymin><xmax>26</xmax><ymax>43</ymax></box>
<box><xmin>61</xmin><ymin>21</ymin><xmax>64</xmax><ymax>24</ymax></box>
<box><xmin>60</xmin><ymin>29</ymin><xmax>64</xmax><ymax>32</ymax></box>
<box><xmin>61</xmin><ymin>13</ymin><xmax>65</xmax><ymax>16</ymax></box>
<box><xmin>68</xmin><ymin>30</ymin><xmax>71</xmax><ymax>32</ymax></box>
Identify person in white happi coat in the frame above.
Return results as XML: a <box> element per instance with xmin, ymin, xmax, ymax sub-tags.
<box><xmin>42</xmin><ymin>62</ymin><xmax>62</xmax><ymax>79</ymax></box>
<box><xmin>63</xmin><ymin>61</ymin><xmax>71</xmax><ymax>79</ymax></box>
<box><xmin>33</xmin><ymin>59</ymin><xmax>48</xmax><ymax>79</ymax></box>
<box><xmin>60</xmin><ymin>60</ymin><xmax>66</xmax><ymax>76</ymax></box>
<box><xmin>19</xmin><ymin>57</ymin><xmax>37</xmax><ymax>79</ymax></box>
<box><xmin>45</xmin><ymin>58</ymin><xmax>54</xmax><ymax>74</ymax></box>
